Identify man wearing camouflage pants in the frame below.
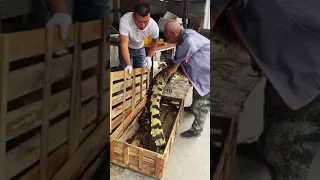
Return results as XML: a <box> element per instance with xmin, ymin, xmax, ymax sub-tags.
<box><xmin>163</xmin><ymin>20</ymin><xmax>210</xmax><ymax>138</ymax></box>
<box><xmin>211</xmin><ymin>0</ymin><xmax>320</xmax><ymax>180</ymax></box>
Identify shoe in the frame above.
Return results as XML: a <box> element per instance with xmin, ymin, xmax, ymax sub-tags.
<box><xmin>180</xmin><ymin>128</ymin><xmax>201</xmax><ymax>138</ymax></box>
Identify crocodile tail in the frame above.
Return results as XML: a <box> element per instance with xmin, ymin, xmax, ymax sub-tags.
<box><xmin>147</xmin><ymin>68</ymin><xmax>171</xmax><ymax>154</ymax></box>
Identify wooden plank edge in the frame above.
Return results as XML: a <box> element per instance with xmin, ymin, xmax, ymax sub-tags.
<box><xmin>0</xmin><ymin>33</ymin><xmax>9</xmax><ymax>180</ymax></box>
<box><xmin>110</xmin><ymin>97</ymin><xmax>146</xmax><ymax>139</ymax></box>
<box><xmin>154</xmin><ymin>155</ymin><xmax>164</xmax><ymax>178</ymax></box>
<box><xmin>68</xmin><ymin>22</ymin><xmax>82</xmax><ymax>158</ymax></box>
<box><xmin>79</xmin><ymin>147</ymin><xmax>107</xmax><ymax>180</ymax></box>
<box><xmin>51</xmin><ymin>118</ymin><xmax>109</xmax><ymax>180</ymax></box>
<box><xmin>162</xmin><ymin>100</ymin><xmax>183</xmax><ymax>156</ymax></box>
<box><xmin>212</xmin><ymin>109</ymin><xmax>240</xmax><ymax>180</ymax></box>
<box><xmin>18</xmin><ymin>120</ymin><xmax>96</xmax><ymax>180</ymax></box>
<box><xmin>39</xmin><ymin>26</ymin><xmax>53</xmax><ymax>180</ymax></box>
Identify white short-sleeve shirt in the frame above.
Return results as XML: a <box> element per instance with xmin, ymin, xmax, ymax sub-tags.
<box><xmin>119</xmin><ymin>12</ymin><xmax>159</xmax><ymax>49</ymax></box>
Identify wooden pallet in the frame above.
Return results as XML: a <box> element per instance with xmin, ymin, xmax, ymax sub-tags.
<box><xmin>0</xmin><ymin>19</ymin><xmax>109</xmax><ymax>180</ymax></box>
<box><xmin>110</xmin><ymin>68</ymin><xmax>184</xmax><ymax>179</ymax></box>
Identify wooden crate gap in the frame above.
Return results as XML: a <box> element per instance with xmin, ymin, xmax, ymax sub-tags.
<box><xmin>9</xmin><ymin>54</ymin><xmax>44</xmax><ymax>72</ymax></box>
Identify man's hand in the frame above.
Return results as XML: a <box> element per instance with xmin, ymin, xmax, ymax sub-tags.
<box><xmin>124</xmin><ymin>65</ymin><xmax>133</xmax><ymax>74</ymax></box>
<box><xmin>167</xmin><ymin>64</ymin><xmax>179</xmax><ymax>77</ymax></box>
<box><xmin>46</xmin><ymin>13</ymin><xmax>72</xmax><ymax>40</ymax></box>
<box><xmin>144</xmin><ymin>57</ymin><xmax>152</xmax><ymax>69</ymax></box>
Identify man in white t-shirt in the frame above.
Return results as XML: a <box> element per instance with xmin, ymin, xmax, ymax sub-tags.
<box><xmin>118</xmin><ymin>2</ymin><xmax>159</xmax><ymax>73</ymax></box>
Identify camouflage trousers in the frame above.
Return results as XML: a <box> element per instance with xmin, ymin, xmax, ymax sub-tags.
<box><xmin>190</xmin><ymin>88</ymin><xmax>210</xmax><ymax>132</ymax></box>
<box><xmin>258</xmin><ymin>80</ymin><xmax>320</xmax><ymax>180</ymax></box>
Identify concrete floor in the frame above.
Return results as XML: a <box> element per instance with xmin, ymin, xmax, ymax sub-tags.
<box><xmin>110</xmin><ymin>89</ymin><xmax>211</xmax><ymax>180</ymax></box>
<box><xmin>231</xmin><ymin>77</ymin><xmax>320</xmax><ymax>180</ymax></box>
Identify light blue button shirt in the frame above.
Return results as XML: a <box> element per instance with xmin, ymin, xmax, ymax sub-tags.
<box><xmin>172</xmin><ymin>29</ymin><xmax>210</xmax><ymax>97</ymax></box>
<box><xmin>212</xmin><ymin>0</ymin><xmax>320</xmax><ymax>110</ymax></box>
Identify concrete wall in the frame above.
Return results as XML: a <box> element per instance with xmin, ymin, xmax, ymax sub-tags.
<box><xmin>167</xmin><ymin>1</ymin><xmax>205</xmax><ymax>18</ymax></box>
<box><xmin>1</xmin><ymin>0</ymin><xmax>31</xmax><ymax>19</ymax></box>
<box><xmin>146</xmin><ymin>0</ymin><xmax>206</xmax><ymax>18</ymax></box>
<box><xmin>145</xmin><ymin>0</ymin><xmax>168</xmax><ymax>15</ymax></box>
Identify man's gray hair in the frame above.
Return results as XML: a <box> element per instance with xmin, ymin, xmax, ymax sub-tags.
<box><xmin>164</xmin><ymin>19</ymin><xmax>182</xmax><ymax>32</ymax></box>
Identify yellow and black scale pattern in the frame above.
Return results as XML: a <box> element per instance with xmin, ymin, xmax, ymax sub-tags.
<box><xmin>127</xmin><ymin>67</ymin><xmax>183</xmax><ymax>154</ymax></box>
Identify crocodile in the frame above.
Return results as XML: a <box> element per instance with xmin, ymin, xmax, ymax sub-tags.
<box><xmin>127</xmin><ymin>67</ymin><xmax>184</xmax><ymax>154</ymax></box>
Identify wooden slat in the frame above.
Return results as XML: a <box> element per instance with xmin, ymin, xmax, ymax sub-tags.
<box><xmin>162</xmin><ymin>99</ymin><xmax>183</xmax><ymax>156</ymax></box>
<box><xmin>40</xmin><ymin>26</ymin><xmax>53</xmax><ymax>180</ymax></box>
<box><xmin>0</xmin><ymin>34</ymin><xmax>9</xmax><ymax>180</ymax></box>
<box><xmin>112</xmin><ymin>140</ymin><xmax>158</xmax><ymax>161</ymax></box>
<box><xmin>112</xmin><ymin>85</ymin><xmax>144</xmax><ymax>106</ymax></box>
<box><xmin>109</xmin><ymin>72</ymin><xmax>113</xmax><ymax>134</ymax></box>
<box><xmin>111</xmin><ymin>108</ymin><xmax>131</xmax><ymax>132</ymax></box>
<box><xmin>112</xmin><ymin>79</ymin><xmax>131</xmax><ymax>94</ymax></box>
<box><xmin>80</xmin><ymin>149</ymin><xmax>106</xmax><ymax>180</ymax></box>
<box><xmin>5</xmin><ymin>100</ymin><xmax>99</xmax><ymax>180</ymax></box>
<box><xmin>18</xmin><ymin>120</ymin><xmax>95</xmax><ymax>180</ymax></box>
<box><xmin>155</xmin><ymin>155</ymin><xmax>163</xmax><ymax>178</ymax></box>
<box><xmin>6</xmin><ymin>20</ymin><xmax>104</xmax><ymax>63</ymax></box>
<box><xmin>124</xmin><ymin>146</ymin><xmax>130</xmax><ymax>165</ymax></box>
<box><xmin>111</xmin><ymin>75</ymin><xmax>147</xmax><ymax>94</ymax></box>
<box><xmin>102</xmin><ymin>89</ymin><xmax>109</xmax><ymax>116</ymax></box>
<box><xmin>51</xmin><ymin>118</ymin><xmax>109</xmax><ymax>180</ymax></box>
<box><xmin>112</xmin><ymin>89</ymin><xmax>133</xmax><ymax>106</ymax></box>
<box><xmin>81</xmin><ymin>20</ymin><xmax>104</xmax><ymax>43</ymax></box>
<box><xmin>81</xmin><ymin>76</ymin><xmax>98</xmax><ymax>101</ymax></box>
<box><xmin>81</xmin><ymin>98</ymin><xmax>98</xmax><ymax>129</ymax></box>
<box><xmin>140</xmin><ymin>72</ymin><xmax>143</xmax><ymax>101</ymax></box>
<box><xmin>131</xmin><ymin>70</ymin><xmax>136</xmax><ymax>111</ymax></box>
<box><xmin>111</xmin><ymin>68</ymin><xmax>147</xmax><ymax>83</ymax></box>
<box><xmin>139</xmin><ymin>149</ymin><xmax>143</xmax><ymax>170</ymax></box>
<box><xmin>110</xmin><ymin>139</ymin><xmax>114</xmax><ymax>161</ymax></box>
<box><xmin>8</xmin><ymin>46</ymin><xmax>100</xmax><ymax>101</ymax></box>
<box><xmin>111</xmin><ymin>98</ymin><xmax>135</xmax><ymax>119</ymax></box>
<box><xmin>6</xmin><ymin>76</ymin><xmax>97</xmax><ymax>141</ymax></box>
<box><xmin>5</xmin><ymin>26</ymin><xmax>74</xmax><ymax>62</ymax></box>
<box><xmin>121</xmin><ymin>71</ymin><xmax>128</xmax><ymax>136</ymax></box>
<box><xmin>111</xmin><ymin>71</ymin><xmax>125</xmax><ymax>82</ymax></box>
<box><xmin>68</xmin><ymin>23</ymin><xmax>82</xmax><ymax>158</ymax></box>
<box><xmin>118</xmin><ymin>111</ymin><xmax>142</xmax><ymax>142</ymax></box>
<box><xmin>19</xmin><ymin>144</ymin><xmax>68</xmax><ymax>180</ymax></box>
<box><xmin>6</xmin><ymin>117</ymin><xmax>68</xmax><ymax>179</ymax></box>
<box><xmin>111</xmin><ymin>97</ymin><xmax>146</xmax><ymax>139</ymax></box>
<box><xmin>97</xmin><ymin>19</ymin><xmax>107</xmax><ymax>123</ymax></box>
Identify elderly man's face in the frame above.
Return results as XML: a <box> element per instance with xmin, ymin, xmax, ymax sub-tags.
<box><xmin>133</xmin><ymin>13</ymin><xmax>150</xmax><ymax>30</ymax></box>
<box><xmin>164</xmin><ymin>29</ymin><xmax>177</xmax><ymax>43</ymax></box>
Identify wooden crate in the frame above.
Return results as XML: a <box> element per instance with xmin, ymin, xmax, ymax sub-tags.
<box><xmin>110</xmin><ymin>68</ymin><xmax>184</xmax><ymax>179</ymax></box>
<box><xmin>0</xmin><ymin>19</ymin><xmax>109</xmax><ymax>180</ymax></box>
<box><xmin>211</xmin><ymin>115</ymin><xmax>239</xmax><ymax>180</ymax></box>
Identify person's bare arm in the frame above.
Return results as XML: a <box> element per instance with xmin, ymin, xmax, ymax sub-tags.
<box><xmin>119</xmin><ymin>34</ymin><xmax>131</xmax><ymax>66</ymax></box>
<box><xmin>147</xmin><ymin>38</ymin><xmax>158</xmax><ymax>58</ymax></box>
<box><xmin>49</xmin><ymin>0</ymin><xmax>67</xmax><ymax>13</ymax></box>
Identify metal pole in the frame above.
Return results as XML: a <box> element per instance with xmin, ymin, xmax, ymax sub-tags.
<box><xmin>182</xmin><ymin>0</ymin><xmax>188</xmax><ymax>28</ymax></box>
<box><xmin>0</xmin><ymin>0</ymin><xmax>2</xmax><ymax>33</ymax></box>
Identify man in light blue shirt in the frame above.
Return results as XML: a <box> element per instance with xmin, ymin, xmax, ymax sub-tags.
<box><xmin>164</xmin><ymin>20</ymin><xmax>210</xmax><ymax>138</ymax></box>
<box><xmin>212</xmin><ymin>0</ymin><xmax>320</xmax><ymax>179</ymax></box>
